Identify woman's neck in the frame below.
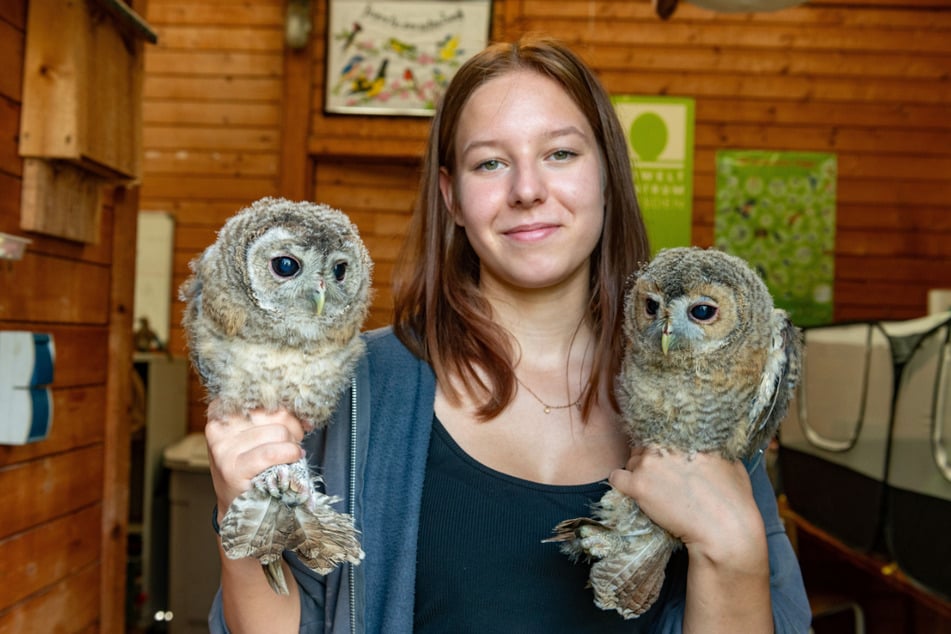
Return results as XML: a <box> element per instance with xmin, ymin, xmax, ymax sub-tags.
<box><xmin>480</xmin><ymin>274</ymin><xmax>593</xmax><ymax>373</ymax></box>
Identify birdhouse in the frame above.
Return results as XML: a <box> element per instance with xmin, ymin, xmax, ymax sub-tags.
<box><xmin>17</xmin><ymin>0</ymin><xmax>157</xmax><ymax>243</ymax></box>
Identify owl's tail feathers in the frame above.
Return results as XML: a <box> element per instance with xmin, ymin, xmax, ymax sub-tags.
<box><xmin>290</xmin><ymin>491</ymin><xmax>365</xmax><ymax>575</ymax></box>
<box><xmin>545</xmin><ymin>517</ymin><xmax>612</xmax><ymax>560</ymax></box>
<box><xmin>545</xmin><ymin>486</ymin><xmax>680</xmax><ymax>619</ymax></box>
<box><xmin>546</xmin><ymin>515</ymin><xmax>677</xmax><ymax>618</ymax></box>
<box><xmin>219</xmin><ymin>493</ymin><xmax>297</xmax><ymax>594</ymax></box>
<box><xmin>589</xmin><ymin>529</ymin><xmax>678</xmax><ymax>619</ymax></box>
<box><xmin>263</xmin><ymin>560</ymin><xmax>290</xmax><ymax>595</ymax></box>
<box><xmin>219</xmin><ymin>481</ymin><xmax>364</xmax><ymax>595</ymax></box>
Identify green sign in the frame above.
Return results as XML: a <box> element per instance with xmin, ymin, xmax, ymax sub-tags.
<box><xmin>613</xmin><ymin>96</ymin><xmax>695</xmax><ymax>256</ymax></box>
<box><xmin>714</xmin><ymin>150</ymin><xmax>837</xmax><ymax>326</ymax></box>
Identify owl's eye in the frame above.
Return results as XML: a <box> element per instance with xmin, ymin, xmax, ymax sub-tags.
<box><xmin>271</xmin><ymin>256</ymin><xmax>301</xmax><ymax>278</ymax></box>
<box><xmin>332</xmin><ymin>260</ymin><xmax>348</xmax><ymax>282</ymax></box>
<box><xmin>689</xmin><ymin>303</ymin><xmax>718</xmax><ymax>322</ymax></box>
<box><xmin>645</xmin><ymin>298</ymin><xmax>660</xmax><ymax>317</ymax></box>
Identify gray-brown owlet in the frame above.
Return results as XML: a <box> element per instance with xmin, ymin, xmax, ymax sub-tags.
<box><xmin>180</xmin><ymin>197</ymin><xmax>372</xmax><ymax>594</ymax></box>
<box><xmin>548</xmin><ymin>246</ymin><xmax>802</xmax><ymax>618</ymax></box>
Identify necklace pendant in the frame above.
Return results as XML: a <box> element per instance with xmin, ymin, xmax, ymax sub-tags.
<box><xmin>544</xmin><ymin>406</ymin><xmax>551</xmax><ymax>414</ymax></box>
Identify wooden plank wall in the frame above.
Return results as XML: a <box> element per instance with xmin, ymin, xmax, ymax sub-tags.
<box><xmin>142</xmin><ymin>0</ymin><xmax>951</xmax><ymax>435</ymax></box>
<box><xmin>141</xmin><ymin>0</ymin><xmax>287</xmax><ymax>429</ymax></box>
<box><xmin>308</xmin><ymin>0</ymin><xmax>951</xmax><ymax>326</ymax></box>
<box><xmin>0</xmin><ymin>1</ymin><xmax>138</xmax><ymax>631</ymax></box>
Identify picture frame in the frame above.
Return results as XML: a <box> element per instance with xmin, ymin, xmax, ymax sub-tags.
<box><xmin>324</xmin><ymin>0</ymin><xmax>492</xmax><ymax>116</ymax></box>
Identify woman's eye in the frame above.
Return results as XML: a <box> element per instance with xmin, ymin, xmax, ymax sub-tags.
<box><xmin>478</xmin><ymin>159</ymin><xmax>502</xmax><ymax>171</ymax></box>
<box><xmin>333</xmin><ymin>260</ymin><xmax>348</xmax><ymax>282</ymax></box>
<box><xmin>645</xmin><ymin>298</ymin><xmax>660</xmax><ymax>317</ymax></box>
<box><xmin>690</xmin><ymin>303</ymin><xmax>718</xmax><ymax>322</ymax></box>
<box><xmin>550</xmin><ymin>149</ymin><xmax>576</xmax><ymax>161</ymax></box>
<box><xmin>270</xmin><ymin>256</ymin><xmax>301</xmax><ymax>278</ymax></box>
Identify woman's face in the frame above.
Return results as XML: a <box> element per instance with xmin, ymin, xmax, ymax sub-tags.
<box><xmin>440</xmin><ymin>70</ymin><xmax>605</xmax><ymax>295</ymax></box>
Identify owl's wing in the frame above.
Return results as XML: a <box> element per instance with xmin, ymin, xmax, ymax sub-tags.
<box><xmin>288</xmin><ymin>496</ymin><xmax>365</xmax><ymax>576</ymax></box>
<box><xmin>219</xmin><ymin>489</ymin><xmax>293</xmax><ymax>563</ymax></box>
<box><xmin>547</xmin><ymin>487</ymin><xmax>679</xmax><ymax>619</ymax></box>
<box><xmin>220</xmin><ymin>487</ymin><xmax>306</xmax><ymax>594</ymax></box>
<box><xmin>747</xmin><ymin>309</ymin><xmax>802</xmax><ymax>455</ymax></box>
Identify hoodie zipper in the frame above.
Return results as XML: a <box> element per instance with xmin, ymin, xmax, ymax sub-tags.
<box><xmin>349</xmin><ymin>375</ymin><xmax>358</xmax><ymax>633</ymax></box>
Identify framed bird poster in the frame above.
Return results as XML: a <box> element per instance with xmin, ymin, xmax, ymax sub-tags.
<box><xmin>325</xmin><ymin>0</ymin><xmax>492</xmax><ymax>116</ymax></box>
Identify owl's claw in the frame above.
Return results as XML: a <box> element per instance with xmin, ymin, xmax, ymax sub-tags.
<box><xmin>252</xmin><ymin>458</ymin><xmax>316</xmax><ymax>506</ymax></box>
<box><xmin>577</xmin><ymin>523</ymin><xmax>620</xmax><ymax>559</ymax></box>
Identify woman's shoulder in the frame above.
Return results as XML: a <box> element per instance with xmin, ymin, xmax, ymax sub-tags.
<box><xmin>358</xmin><ymin>325</ymin><xmax>437</xmax><ymax>422</ymax></box>
<box><xmin>362</xmin><ymin>325</ymin><xmax>430</xmax><ymax>379</ymax></box>
<box><xmin>363</xmin><ymin>325</ymin><xmax>407</xmax><ymax>359</ymax></box>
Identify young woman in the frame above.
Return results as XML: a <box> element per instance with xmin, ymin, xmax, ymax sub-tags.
<box><xmin>205</xmin><ymin>35</ymin><xmax>810</xmax><ymax>633</ymax></box>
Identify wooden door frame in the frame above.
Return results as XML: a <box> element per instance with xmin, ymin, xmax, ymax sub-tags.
<box><xmin>102</xmin><ymin>184</ymin><xmax>139</xmax><ymax>633</ymax></box>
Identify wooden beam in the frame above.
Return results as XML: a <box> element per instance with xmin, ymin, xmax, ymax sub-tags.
<box><xmin>100</xmin><ymin>184</ymin><xmax>139</xmax><ymax>634</ymax></box>
<box><xmin>279</xmin><ymin>14</ymin><xmax>314</xmax><ymax>201</ymax></box>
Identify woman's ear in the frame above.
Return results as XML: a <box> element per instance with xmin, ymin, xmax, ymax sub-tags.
<box><xmin>438</xmin><ymin>166</ymin><xmax>463</xmax><ymax>226</ymax></box>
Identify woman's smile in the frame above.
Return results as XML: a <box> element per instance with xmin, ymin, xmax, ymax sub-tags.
<box><xmin>503</xmin><ymin>221</ymin><xmax>560</xmax><ymax>242</ymax></box>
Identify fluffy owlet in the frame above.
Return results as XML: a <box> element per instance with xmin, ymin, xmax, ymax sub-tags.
<box><xmin>548</xmin><ymin>246</ymin><xmax>802</xmax><ymax>618</ymax></box>
<box><xmin>180</xmin><ymin>197</ymin><xmax>372</xmax><ymax>594</ymax></box>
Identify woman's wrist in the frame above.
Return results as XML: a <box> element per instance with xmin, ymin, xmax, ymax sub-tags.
<box><xmin>685</xmin><ymin>509</ymin><xmax>768</xmax><ymax>573</ymax></box>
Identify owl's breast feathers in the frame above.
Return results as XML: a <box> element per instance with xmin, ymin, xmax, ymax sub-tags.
<box><xmin>196</xmin><ymin>326</ymin><xmax>365</xmax><ymax>429</ymax></box>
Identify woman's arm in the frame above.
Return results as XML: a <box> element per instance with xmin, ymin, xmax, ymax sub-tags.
<box><xmin>610</xmin><ymin>448</ymin><xmax>808</xmax><ymax>633</ymax></box>
<box><xmin>205</xmin><ymin>409</ymin><xmax>308</xmax><ymax>633</ymax></box>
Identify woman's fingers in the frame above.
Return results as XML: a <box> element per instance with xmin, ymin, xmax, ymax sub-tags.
<box><xmin>205</xmin><ymin>408</ymin><xmax>307</xmax><ymax>508</ymax></box>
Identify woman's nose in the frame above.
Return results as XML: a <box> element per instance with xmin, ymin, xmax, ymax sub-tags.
<box><xmin>507</xmin><ymin>163</ymin><xmax>547</xmax><ymax>208</ymax></box>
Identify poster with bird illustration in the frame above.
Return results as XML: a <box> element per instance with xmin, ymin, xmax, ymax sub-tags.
<box><xmin>325</xmin><ymin>1</ymin><xmax>491</xmax><ymax>116</ymax></box>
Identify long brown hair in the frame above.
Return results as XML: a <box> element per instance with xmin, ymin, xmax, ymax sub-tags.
<box><xmin>393</xmin><ymin>34</ymin><xmax>650</xmax><ymax>420</ymax></box>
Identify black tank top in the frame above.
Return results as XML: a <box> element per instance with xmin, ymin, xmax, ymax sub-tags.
<box><xmin>414</xmin><ymin>417</ymin><xmax>672</xmax><ymax>632</ymax></box>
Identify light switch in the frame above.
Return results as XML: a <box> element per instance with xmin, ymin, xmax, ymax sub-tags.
<box><xmin>0</xmin><ymin>331</ymin><xmax>55</xmax><ymax>444</ymax></box>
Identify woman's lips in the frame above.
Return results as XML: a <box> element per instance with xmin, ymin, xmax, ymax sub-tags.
<box><xmin>504</xmin><ymin>222</ymin><xmax>558</xmax><ymax>242</ymax></box>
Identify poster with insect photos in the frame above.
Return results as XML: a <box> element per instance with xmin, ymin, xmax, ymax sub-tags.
<box><xmin>325</xmin><ymin>0</ymin><xmax>492</xmax><ymax>116</ymax></box>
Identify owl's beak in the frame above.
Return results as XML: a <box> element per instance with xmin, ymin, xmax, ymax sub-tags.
<box><xmin>313</xmin><ymin>284</ymin><xmax>326</xmax><ymax>316</ymax></box>
<box><xmin>661</xmin><ymin>319</ymin><xmax>673</xmax><ymax>356</ymax></box>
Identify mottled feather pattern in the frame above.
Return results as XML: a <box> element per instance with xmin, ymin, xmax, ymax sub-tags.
<box><xmin>550</xmin><ymin>247</ymin><xmax>802</xmax><ymax>618</ymax></box>
<box><xmin>180</xmin><ymin>197</ymin><xmax>372</xmax><ymax>594</ymax></box>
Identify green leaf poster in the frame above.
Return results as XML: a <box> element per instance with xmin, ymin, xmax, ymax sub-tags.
<box><xmin>714</xmin><ymin>150</ymin><xmax>837</xmax><ymax>326</ymax></box>
<box><xmin>613</xmin><ymin>96</ymin><xmax>695</xmax><ymax>256</ymax></box>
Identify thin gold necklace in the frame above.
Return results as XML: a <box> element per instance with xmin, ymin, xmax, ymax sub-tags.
<box><xmin>515</xmin><ymin>376</ymin><xmax>583</xmax><ymax>414</ymax></box>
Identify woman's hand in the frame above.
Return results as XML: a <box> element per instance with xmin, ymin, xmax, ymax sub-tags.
<box><xmin>204</xmin><ymin>406</ymin><xmax>307</xmax><ymax>632</ymax></box>
<box><xmin>609</xmin><ymin>446</ymin><xmax>763</xmax><ymax>560</ymax></box>
<box><xmin>609</xmin><ymin>446</ymin><xmax>773</xmax><ymax>633</ymax></box>
<box><xmin>204</xmin><ymin>406</ymin><xmax>307</xmax><ymax>516</ymax></box>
